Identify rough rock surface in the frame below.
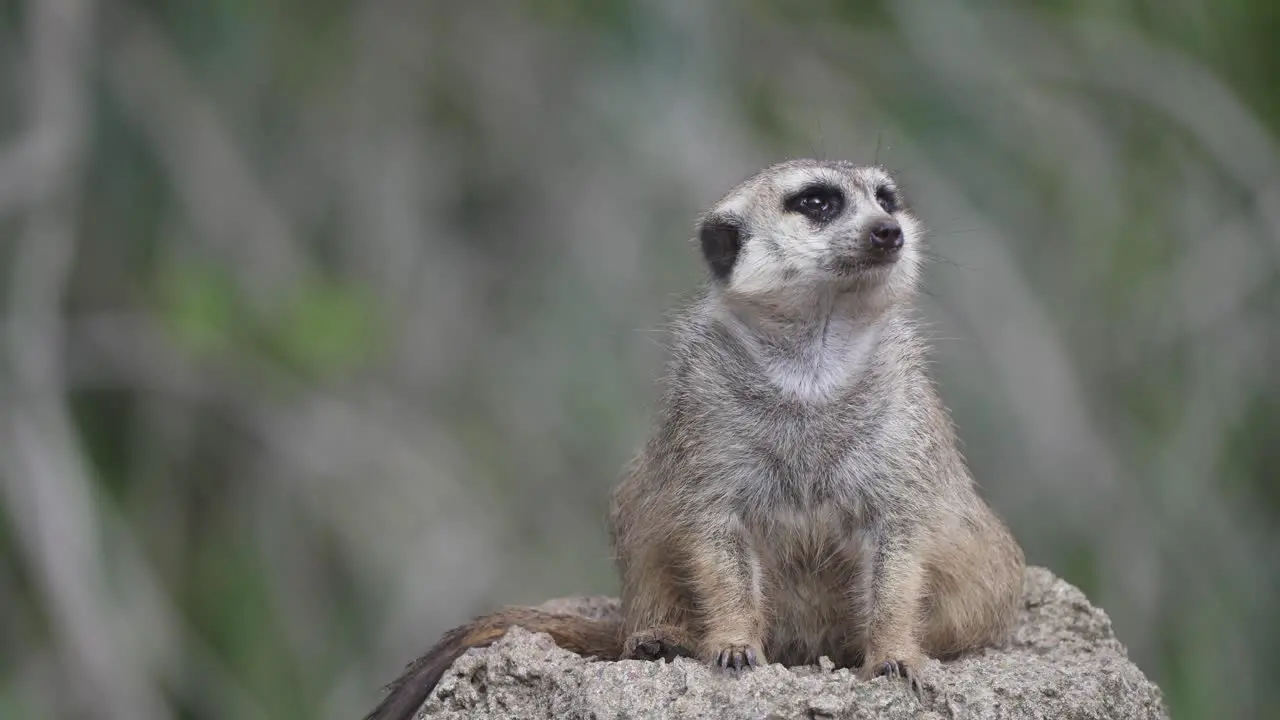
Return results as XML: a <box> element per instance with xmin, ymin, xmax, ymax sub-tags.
<box><xmin>415</xmin><ymin>566</ymin><xmax>1167</xmax><ymax>719</ymax></box>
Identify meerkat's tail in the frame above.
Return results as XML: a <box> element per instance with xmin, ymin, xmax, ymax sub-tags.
<box><xmin>364</xmin><ymin>608</ymin><xmax>623</xmax><ymax>720</ymax></box>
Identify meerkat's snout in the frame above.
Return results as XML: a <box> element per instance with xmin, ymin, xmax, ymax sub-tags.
<box><xmin>866</xmin><ymin>219</ymin><xmax>903</xmax><ymax>254</ymax></box>
<box><xmin>834</xmin><ymin>214</ymin><xmax>905</xmax><ymax>274</ymax></box>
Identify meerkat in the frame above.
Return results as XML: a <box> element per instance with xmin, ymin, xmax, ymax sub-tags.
<box><xmin>365</xmin><ymin>159</ymin><xmax>1025</xmax><ymax>720</ymax></box>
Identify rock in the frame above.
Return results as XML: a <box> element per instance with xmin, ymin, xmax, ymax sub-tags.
<box><xmin>415</xmin><ymin>567</ymin><xmax>1167</xmax><ymax>719</ymax></box>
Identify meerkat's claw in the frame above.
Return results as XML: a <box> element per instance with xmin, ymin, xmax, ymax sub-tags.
<box><xmin>714</xmin><ymin>645</ymin><xmax>761</xmax><ymax>671</ymax></box>
<box><xmin>869</xmin><ymin>659</ymin><xmax>925</xmax><ymax>702</ymax></box>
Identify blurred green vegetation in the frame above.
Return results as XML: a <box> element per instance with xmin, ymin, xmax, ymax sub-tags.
<box><xmin>0</xmin><ymin>1</ymin><xmax>1277</xmax><ymax>719</ymax></box>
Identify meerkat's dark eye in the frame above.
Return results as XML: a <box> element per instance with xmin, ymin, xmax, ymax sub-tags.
<box><xmin>875</xmin><ymin>186</ymin><xmax>900</xmax><ymax>214</ymax></box>
<box><xmin>784</xmin><ymin>185</ymin><xmax>844</xmax><ymax>223</ymax></box>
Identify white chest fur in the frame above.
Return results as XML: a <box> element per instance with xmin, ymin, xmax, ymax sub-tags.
<box><xmin>762</xmin><ymin>316</ymin><xmax>881</xmax><ymax>404</ymax></box>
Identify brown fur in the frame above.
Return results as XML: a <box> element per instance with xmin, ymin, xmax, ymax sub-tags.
<box><xmin>365</xmin><ymin>159</ymin><xmax>1025</xmax><ymax>719</ymax></box>
<box><xmin>364</xmin><ymin>606</ymin><xmax>621</xmax><ymax>720</ymax></box>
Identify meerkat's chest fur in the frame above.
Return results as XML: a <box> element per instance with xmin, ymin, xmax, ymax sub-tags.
<box><xmin>674</xmin><ymin>303</ymin><xmax>919</xmax><ymax>517</ymax></box>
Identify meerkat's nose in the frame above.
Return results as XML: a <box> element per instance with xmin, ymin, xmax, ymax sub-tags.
<box><xmin>868</xmin><ymin>219</ymin><xmax>903</xmax><ymax>252</ymax></box>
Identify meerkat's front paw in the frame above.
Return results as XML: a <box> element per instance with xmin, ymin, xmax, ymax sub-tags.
<box><xmin>622</xmin><ymin>626</ymin><xmax>695</xmax><ymax>662</ymax></box>
<box><xmin>707</xmin><ymin>643</ymin><xmax>765</xmax><ymax>671</ymax></box>
<box><xmin>859</xmin><ymin>654</ymin><xmax>925</xmax><ymax>701</ymax></box>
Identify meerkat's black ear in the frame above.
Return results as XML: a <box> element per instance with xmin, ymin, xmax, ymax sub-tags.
<box><xmin>698</xmin><ymin>214</ymin><xmax>743</xmax><ymax>282</ymax></box>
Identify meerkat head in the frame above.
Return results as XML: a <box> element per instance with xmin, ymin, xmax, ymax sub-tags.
<box><xmin>696</xmin><ymin>159</ymin><xmax>923</xmax><ymax>312</ymax></box>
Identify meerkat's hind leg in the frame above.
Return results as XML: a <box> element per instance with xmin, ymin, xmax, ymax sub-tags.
<box><xmin>920</xmin><ymin>512</ymin><xmax>1025</xmax><ymax>660</ymax></box>
<box><xmin>617</xmin><ymin>540</ymin><xmax>697</xmax><ymax>662</ymax></box>
<box><xmin>622</xmin><ymin>624</ymin><xmax>696</xmax><ymax>662</ymax></box>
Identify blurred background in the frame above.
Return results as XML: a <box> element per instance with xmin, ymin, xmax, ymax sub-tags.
<box><xmin>0</xmin><ymin>0</ymin><xmax>1276</xmax><ymax>718</ymax></box>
